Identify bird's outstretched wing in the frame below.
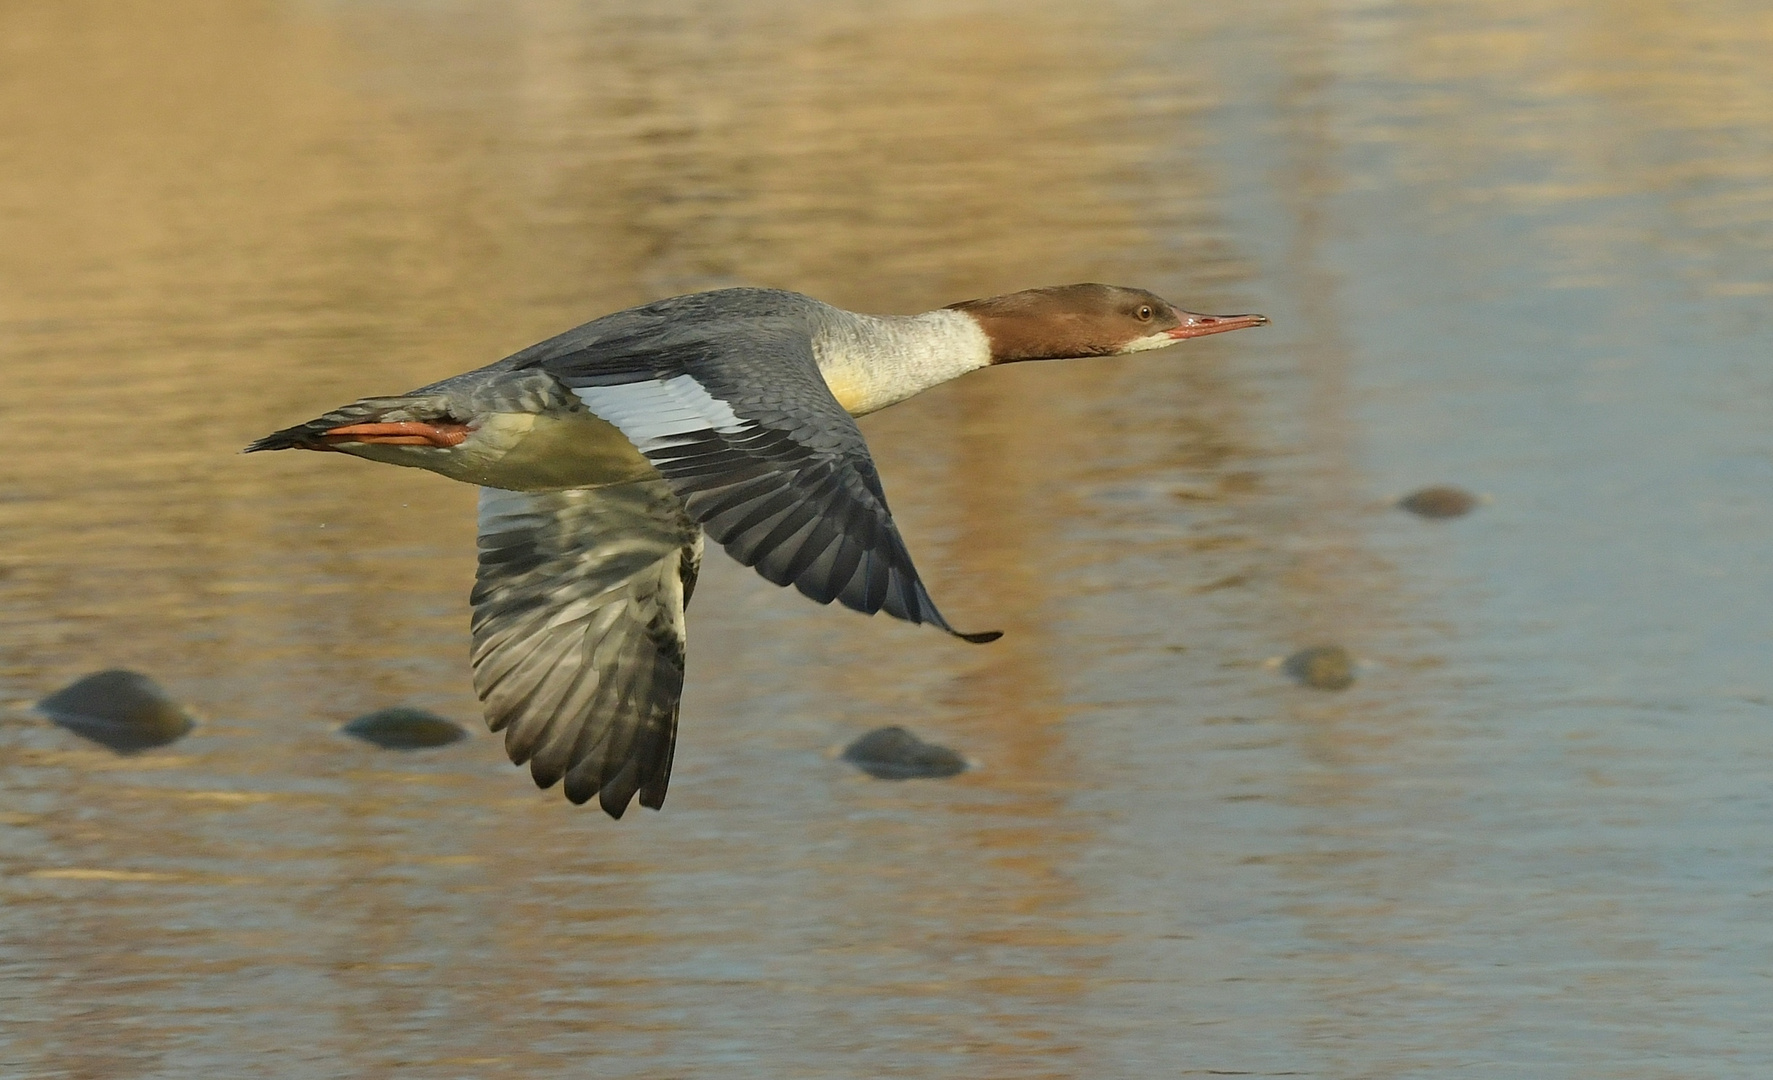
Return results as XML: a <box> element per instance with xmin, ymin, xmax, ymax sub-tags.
<box><xmin>471</xmin><ymin>480</ymin><xmax>702</xmax><ymax>818</ymax></box>
<box><xmin>518</xmin><ymin>293</ymin><xmax>998</xmax><ymax>643</ymax></box>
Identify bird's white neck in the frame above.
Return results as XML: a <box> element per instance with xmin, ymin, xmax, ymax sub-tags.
<box><xmin>811</xmin><ymin>309</ymin><xmax>993</xmax><ymax>417</ymax></box>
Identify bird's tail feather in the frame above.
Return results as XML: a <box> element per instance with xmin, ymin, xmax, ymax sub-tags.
<box><xmin>243</xmin><ymin>395</ymin><xmax>457</xmax><ymax>453</ymax></box>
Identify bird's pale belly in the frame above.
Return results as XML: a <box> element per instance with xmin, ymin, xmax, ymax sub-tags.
<box><xmin>339</xmin><ymin>409</ymin><xmax>662</xmax><ymax>492</ymax></box>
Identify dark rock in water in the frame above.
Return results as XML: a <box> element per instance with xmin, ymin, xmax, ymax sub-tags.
<box><xmin>38</xmin><ymin>669</ymin><xmax>194</xmax><ymax>752</ymax></box>
<box><xmin>842</xmin><ymin>726</ymin><xmax>968</xmax><ymax>780</ymax></box>
<box><xmin>342</xmin><ymin>707</ymin><xmax>467</xmax><ymax>749</ymax></box>
<box><xmin>1398</xmin><ymin>485</ymin><xmax>1478</xmax><ymax>519</ymax></box>
<box><xmin>1283</xmin><ymin>645</ymin><xmax>1356</xmax><ymax>691</ymax></box>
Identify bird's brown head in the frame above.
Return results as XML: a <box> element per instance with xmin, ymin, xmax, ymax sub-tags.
<box><xmin>947</xmin><ymin>283</ymin><xmax>1267</xmax><ymax>364</ymax></box>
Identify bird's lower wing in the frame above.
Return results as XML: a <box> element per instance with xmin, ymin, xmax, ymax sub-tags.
<box><xmin>471</xmin><ymin>481</ymin><xmax>702</xmax><ymax>818</ymax></box>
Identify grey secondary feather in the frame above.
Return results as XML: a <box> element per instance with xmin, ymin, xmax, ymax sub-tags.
<box><xmin>472</xmin><ymin>481</ymin><xmax>700</xmax><ymax>817</ymax></box>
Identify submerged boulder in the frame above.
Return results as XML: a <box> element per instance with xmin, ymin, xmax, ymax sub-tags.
<box><xmin>38</xmin><ymin>670</ymin><xmax>194</xmax><ymax>752</ymax></box>
<box><xmin>842</xmin><ymin>726</ymin><xmax>968</xmax><ymax>780</ymax></box>
<box><xmin>1398</xmin><ymin>486</ymin><xmax>1478</xmax><ymax>519</ymax></box>
<box><xmin>341</xmin><ymin>707</ymin><xmax>468</xmax><ymax>749</ymax></box>
<box><xmin>1283</xmin><ymin>645</ymin><xmax>1356</xmax><ymax>691</ymax></box>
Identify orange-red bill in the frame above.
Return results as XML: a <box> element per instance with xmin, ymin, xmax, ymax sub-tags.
<box><xmin>322</xmin><ymin>421</ymin><xmax>471</xmax><ymax>448</ymax></box>
<box><xmin>1165</xmin><ymin>311</ymin><xmax>1269</xmax><ymax>340</ymax></box>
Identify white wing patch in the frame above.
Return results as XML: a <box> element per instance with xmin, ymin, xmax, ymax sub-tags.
<box><xmin>573</xmin><ymin>374</ymin><xmax>749</xmax><ymax>449</ymax></box>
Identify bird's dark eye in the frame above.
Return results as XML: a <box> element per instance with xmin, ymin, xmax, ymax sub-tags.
<box><xmin>1137</xmin><ymin>305</ymin><xmax>1153</xmax><ymax>321</ymax></box>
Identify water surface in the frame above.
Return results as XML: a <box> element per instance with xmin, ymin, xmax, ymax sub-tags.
<box><xmin>2</xmin><ymin>1</ymin><xmax>1770</xmax><ymax>1076</ymax></box>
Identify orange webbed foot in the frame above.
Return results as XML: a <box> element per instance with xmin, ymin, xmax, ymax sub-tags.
<box><xmin>321</xmin><ymin>421</ymin><xmax>471</xmax><ymax>448</ymax></box>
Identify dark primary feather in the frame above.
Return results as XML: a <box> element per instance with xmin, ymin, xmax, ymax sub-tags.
<box><xmin>471</xmin><ymin>481</ymin><xmax>701</xmax><ymax>818</ymax></box>
<box><xmin>522</xmin><ymin>290</ymin><xmax>1000</xmax><ymax>644</ymax></box>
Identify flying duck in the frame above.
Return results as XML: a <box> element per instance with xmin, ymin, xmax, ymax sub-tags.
<box><xmin>248</xmin><ymin>285</ymin><xmax>1266</xmax><ymax>817</ymax></box>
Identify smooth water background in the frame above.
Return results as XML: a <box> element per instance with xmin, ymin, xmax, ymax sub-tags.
<box><xmin>3</xmin><ymin>1</ymin><xmax>1771</xmax><ymax>1076</ymax></box>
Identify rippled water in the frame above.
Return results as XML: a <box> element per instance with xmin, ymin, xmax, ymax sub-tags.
<box><xmin>3</xmin><ymin>1</ymin><xmax>1771</xmax><ymax>1076</ymax></box>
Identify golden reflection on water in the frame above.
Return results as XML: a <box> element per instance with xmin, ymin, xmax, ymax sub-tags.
<box><xmin>0</xmin><ymin>1</ymin><xmax>1245</xmax><ymax>1075</ymax></box>
<box><xmin>4</xmin><ymin>0</ymin><xmax>1772</xmax><ymax>1076</ymax></box>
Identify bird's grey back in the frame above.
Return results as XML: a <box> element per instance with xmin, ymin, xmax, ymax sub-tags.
<box><xmin>404</xmin><ymin>288</ymin><xmax>843</xmax><ymax>402</ymax></box>
<box><xmin>508</xmin><ymin>288</ymin><xmax>840</xmax><ymax>372</ymax></box>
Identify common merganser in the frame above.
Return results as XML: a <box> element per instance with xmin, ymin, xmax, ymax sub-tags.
<box><xmin>248</xmin><ymin>285</ymin><xmax>1266</xmax><ymax>817</ymax></box>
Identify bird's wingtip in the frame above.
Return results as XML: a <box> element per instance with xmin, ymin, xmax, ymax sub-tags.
<box><xmin>954</xmin><ymin>628</ymin><xmax>1004</xmax><ymax>644</ymax></box>
<box><xmin>242</xmin><ymin>432</ymin><xmax>299</xmax><ymax>454</ymax></box>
